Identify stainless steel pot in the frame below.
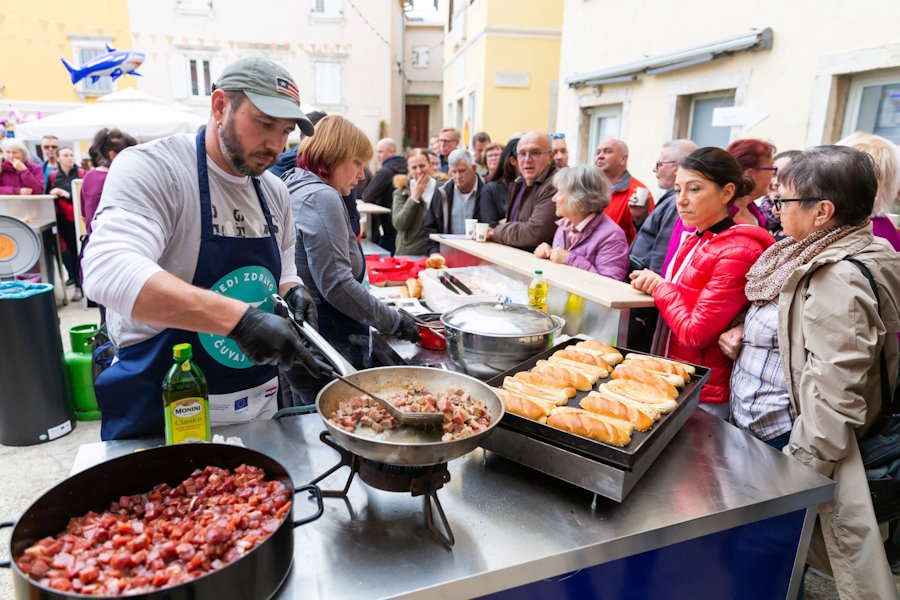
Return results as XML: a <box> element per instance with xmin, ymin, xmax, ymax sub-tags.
<box><xmin>440</xmin><ymin>302</ymin><xmax>565</xmax><ymax>379</ymax></box>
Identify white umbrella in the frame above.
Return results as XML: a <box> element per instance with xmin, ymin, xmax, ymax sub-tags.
<box><xmin>15</xmin><ymin>90</ymin><xmax>206</xmax><ymax>142</ymax></box>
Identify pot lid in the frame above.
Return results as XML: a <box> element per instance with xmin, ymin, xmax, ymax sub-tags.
<box><xmin>0</xmin><ymin>216</ymin><xmax>41</xmax><ymax>279</ymax></box>
<box><xmin>441</xmin><ymin>302</ymin><xmax>556</xmax><ymax>336</ymax></box>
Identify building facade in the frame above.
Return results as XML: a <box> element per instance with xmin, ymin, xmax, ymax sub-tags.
<box><xmin>402</xmin><ymin>0</ymin><xmax>444</xmax><ymax>149</ymax></box>
<box><xmin>442</xmin><ymin>0</ymin><xmax>563</xmax><ymax>147</ymax></box>
<box><xmin>556</xmin><ymin>1</ymin><xmax>900</xmax><ymax>195</ymax></box>
<box><xmin>0</xmin><ymin>0</ymin><xmax>135</xmax><ymax>144</ymax></box>
<box><xmin>127</xmin><ymin>0</ymin><xmax>406</xmax><ymax>146</ymax></box>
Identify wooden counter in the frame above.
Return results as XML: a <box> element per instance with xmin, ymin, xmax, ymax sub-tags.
<box><xmin>430</xmin><ymin>235</ymin><xmax>655</xmax><ymax>309</ymax></box>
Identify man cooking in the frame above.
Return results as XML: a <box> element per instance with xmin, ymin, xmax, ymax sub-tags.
<box><xmin>82</xmin><ymin>58</ymin><xmax>321</xmax><ymax>440</ymax></box>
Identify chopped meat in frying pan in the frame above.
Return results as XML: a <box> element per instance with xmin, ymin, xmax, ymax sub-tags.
<box><xmin>328</xmin><ymin>386</ymin><xmax>490</xmax><ymax>441</ymax></box>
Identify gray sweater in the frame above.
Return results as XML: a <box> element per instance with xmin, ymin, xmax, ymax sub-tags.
<box><xmin>282</xmin><ymin>168</ymin><xmax>401</xmax><ymax>335</ymax></box>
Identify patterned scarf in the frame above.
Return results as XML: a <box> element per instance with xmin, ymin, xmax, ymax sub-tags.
<box><xmin>744</xmin><ymin>221</ymin><xmax>869</xmax><ymax>305</ymax></box>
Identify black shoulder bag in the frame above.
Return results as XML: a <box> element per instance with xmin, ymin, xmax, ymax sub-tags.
<box><xmin>845</xmin><ymin>257</ymin><xmax>900</xmax><ymax>523</ymax></box>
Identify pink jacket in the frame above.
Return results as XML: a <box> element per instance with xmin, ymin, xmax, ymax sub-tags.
<box><xmin>0</xmin><ymin>160</ymin><xmax>44</xmax><ymax>195</ymax></box>
<box><xmin>551</xmin><ymin>213</ymin><xmax>630</xmax><ymax>280</ymax></box>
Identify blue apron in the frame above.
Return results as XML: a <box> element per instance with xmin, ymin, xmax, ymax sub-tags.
<box><xmin>94</xmin><ymin>127</ymin><xmax>282</xmax><ymax>440</ymax></box>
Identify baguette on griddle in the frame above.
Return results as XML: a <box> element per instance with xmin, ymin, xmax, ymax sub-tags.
<box><xmin>574</xmin><ymin>340</ymin><xmax>624</xmax><ymax>365</ymax></box>
<box><xmin>548</xmin><ymin>356</ymin><xmax>609</xmax><ymax>379</ymax></box>
<box><xmin>547</xmin><ymin>407</ymin><xmax>632</xmax><ymax>446</ymax></box>
<box><xmin>611</xmin><ymin>365</ymin><xmax>679</xmax><ymax>399</ymax></box>
<box><xmin>626</xmin><ymin>353</ymin><xmax>697</xmax><ymax>383</ymax></box>
<box><xmin>579</xmin><ymin>393</ymin><xmax>654</xmax><ymax>432</ymax></box>
<box><xmin>551</xmin><ymin>349</ymin><xmax>611</xmax><ymax>372</ymax></box>
<box><xmin>534</xmin><ymin>361</ymin><xmax>593</xmax><ymax>390</ymax></box>
<box><xmin>512</xmin><ymin>371</ymin><xmax>576</xmax><ymax>397</ymax></box>
<box><xmin>494</xmin><ymin>388</ymin><xmax>552</xmax><ymax>422</ymax></box>
<box><xmin>620</xmin><ymin>359</ymin><xmax>686</xmax><ymax>387</ymax></box>
<box><xmin>625</xmin><ymin>353</ymin><xmax>695</xmax><ymax>376</ymax></box>
<box><xmin>598</xmin><ymin>382</ymin><xmax>678</xmax><ymax>413</ymax></box>
<box><xmin>552</xmin><ymin>406</ymin><xmax>634</xmax><ymax>436</ymax></box>
<box><xmin>589</xmin><ymin>391</ymin><xmax>661</xmax><ymax>422</ymax></box>
<box><xmin>502</xmin><ymin>377</ymin><xmax>569</xmax><ymax>405</ymax></box>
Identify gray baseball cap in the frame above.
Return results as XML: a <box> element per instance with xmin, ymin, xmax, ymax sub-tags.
<box><xmin>214</xmin><ymin>57</ymin><xmax>315</xmax><ymax>136</ymax></box>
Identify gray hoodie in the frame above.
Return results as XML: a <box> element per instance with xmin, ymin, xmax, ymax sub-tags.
<box><xmin>282</xmin><ymin>167</ymin><xmax>401</xmax><ymax>335</ymax></box>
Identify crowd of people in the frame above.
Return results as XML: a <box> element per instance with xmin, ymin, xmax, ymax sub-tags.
<box><xmin>6</xmin><ymin>55</ymin><xmax>896</xmax><ymax>597</ymax></box>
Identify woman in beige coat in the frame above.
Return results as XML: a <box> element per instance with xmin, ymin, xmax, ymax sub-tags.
<box><xmin>731</xmin><ymin>145</ymin><xmax>900</xmax><ymax>598</ymax></box>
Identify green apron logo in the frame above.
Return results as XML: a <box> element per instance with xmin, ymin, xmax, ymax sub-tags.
<box><xmin>200</xmin><ymin>266</ymin><xmax>277</xmax><ymax>369</ymax></box>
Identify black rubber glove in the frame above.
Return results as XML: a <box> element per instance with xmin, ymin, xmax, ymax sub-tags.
<box><xmin>284</xmin><ymin>284</ymin><xmax>318</xmax><ymax>331</ymax></box>
<box><xmin>394</xmin><ymin>313</ymin><xmax>421</xmax><ymax>342</ymax></box>
<box><xmin>228</xmin><ymin>307</ymin><xmax>322</xmax><ymax>376</ymax></box>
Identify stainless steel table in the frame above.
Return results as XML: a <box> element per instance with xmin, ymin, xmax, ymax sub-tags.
<box><xmin>71</xmin><ymin>412</ymin><xmax>833</xmax><ymax>599</ymax></box>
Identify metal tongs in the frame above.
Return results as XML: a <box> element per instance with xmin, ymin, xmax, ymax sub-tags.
<box><xmin>398</xmin><ymin>308</ymin><xmax>445</xmax><ymax>339</ymax></box>
<box><xmin>271</xmin><ymin>294</ymin><xmax>444</xmax><ymax>429</ymax></box>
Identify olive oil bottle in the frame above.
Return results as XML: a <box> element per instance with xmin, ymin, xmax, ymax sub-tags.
<box><xmin>162</xmin><ymin>343</ymin><xmax>211</xmax><ymax>444</ymax></box>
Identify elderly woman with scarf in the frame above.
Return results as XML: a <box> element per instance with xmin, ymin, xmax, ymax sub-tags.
<box><xmin>721</xmin><ymin>146</ymin><xmax>900</xmax><ymax>598</ymax></box>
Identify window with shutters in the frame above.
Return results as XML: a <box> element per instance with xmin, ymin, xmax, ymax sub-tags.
<box><xmin>314</xmin><ymin>61</ymin><xmax>342</xmax><ymax>106</ymax></box>
<box><xmin>412</xmin><ymin>46</ymin><xmax>430</xmax><ymax>69</ymax></box>
<box><xmin>189</xmin><ymin>58</ymin><xmax>213</xmax><ymax>98</ymax></box>
<box><xmin>311</xmin><ymin>0</ymin><xmax>343</xmax><ymax>20</ymax></box>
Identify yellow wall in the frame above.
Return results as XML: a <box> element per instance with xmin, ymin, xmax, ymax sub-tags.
<box><xmin>485</xmin><ymin>0</ymin><xmax>563</xmax><ymax>29</ymax></box>
<box><xmin>0</xmin><ymin>0</ymin><xmax>134</xmax><ymax>104</ymax></box>
<box><xmin>442</xmin><ymin>0</ymin><xmax>563</xmax><ymax>145</ymax></box>
<box><xmin>482</xmin><ymin>36</ymin><xmax>560</xmax><ymax>143</ymax></box>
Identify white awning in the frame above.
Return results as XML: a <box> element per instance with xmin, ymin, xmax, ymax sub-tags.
<box><xmin>566</xmin><ymin>28</ymin><xmax>773</xmax><ymax>87</ymax></box>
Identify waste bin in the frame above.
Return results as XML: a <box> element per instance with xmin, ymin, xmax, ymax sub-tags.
<box><xmin>0</xmin><ymin>281</ymin><xmax>75</xmax><ymax>446</ymax></box>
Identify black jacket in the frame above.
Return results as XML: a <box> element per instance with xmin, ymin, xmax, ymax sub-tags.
<box><xmin>423</xmin><ymin>177</ymin><xmax>484</xmax><ymax>254</ymax></box>
<box><xmin>362</xmin><ymin>155</ymin><xmax>407</xmax><ymax>248</ymax></box>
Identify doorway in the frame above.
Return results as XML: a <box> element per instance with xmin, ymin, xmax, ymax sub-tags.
<box><xmin>405</xmin><ymin>104</ymin><xmax>430</xmax><ymax>148</ymax></box>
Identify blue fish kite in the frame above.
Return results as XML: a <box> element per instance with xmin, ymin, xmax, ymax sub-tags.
<box><xmin>61</xmin><ymin>44</ymin><xmax>145</xmax><ymax>85</ymax></box>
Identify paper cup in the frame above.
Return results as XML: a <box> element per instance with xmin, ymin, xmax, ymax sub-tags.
<box><xmin>633</xmin><ymin>187</ymin><xmax>650</xmax><ymax>206</ymax></box>
<box><xmin>474</xmin><ymin>222</ymin><xmax>489</xmax><ymax>242</ymax></box>
<box><xmin>465</xmin><ymin>218</ymin><xmax>478</xmax><ymax>237</ymax></box>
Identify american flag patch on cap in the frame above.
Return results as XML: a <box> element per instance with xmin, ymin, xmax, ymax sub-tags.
<box><xmin>275</xmin><ymin>76</ymin><xmax>300</xmax><ymax>102</ymax></box>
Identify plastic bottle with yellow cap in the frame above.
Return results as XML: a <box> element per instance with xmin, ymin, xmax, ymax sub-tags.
<box><xmin>162</xmin><ymin>343</ymin><xmax>211</xmax><ymax>444</ymax></box>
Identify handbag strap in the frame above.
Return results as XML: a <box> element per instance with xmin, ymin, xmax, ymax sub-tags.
<box><xmin>844</xmin><ymin>257</ymin><xmax>898</xmax><ymax>417</ymax></box>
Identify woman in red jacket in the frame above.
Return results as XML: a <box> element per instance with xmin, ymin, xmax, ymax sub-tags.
<box><xmin>630</xmin><ymin>147</ymin><xmax>774</xmax><ymax>417</ymax></box>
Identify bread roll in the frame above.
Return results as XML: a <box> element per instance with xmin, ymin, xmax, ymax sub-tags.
<box><xmin>405</xmin><ymin>278</ymin><xmax>422</xmax><ymax>299</ymax></box>
<box><xmin>579</xmin><ymin>393</ymin><xmax>654</xmax><ymax>432</ymax></box>
<box><xmin>548</xmin><ymin>356</ymin><xmax>608</xmax><ymax>379</ymax></box>
<box><xmin>547</xmin><ymin>407</ymin><xmax>631</xmax><ymax>446</ymax></box>
<box><xmin>399</xmin><ymin>286</ymin><xmax>411</xmax><ymax>298</ymax></box>
<box><xmin>495</xmin><ymin>388</ymin><xmax>552</xmax><ymax>422</ymax></box>
<box><xmin>620</xmin><ymin>359</ymin><xmax>686</xmax><ymax>387</ymax></box>
<box><xmin>512</xmin><ymin>371</ymin><xmax>576</xmax><ymax>397</ymax></box>
<box><xmin>502</xmin><ymin>377</ymin><xmax>569</xmax><ymax>405</ymax></box>
<box><xmin>611</xmin><ymin>366</ymin><xmax>679</xmax><ymax>399</ymax></box>
<box><xmin>598</xmin><ymin>382</ymin><xmax>678</xmax><ymax>413</ymax></box>
<box><xmin>425</xmin><ymin>253</ymin><xmax>446</xmax><ymax>269</ymax></box>
<box><xmin>589</xmin><ymin>391</ymin><xmax>660</xmax><ymax>422</ymax></box>
<box><xmin>551</xmin><ymin>348</ymin><xmax>607</xmax><ymax>369</ymax></box>
<box><xmin>624</xmin><ymin>355</ymin><xmax>690</xmax><ymax>382</ymax></box>
<box><xmin>533</xmin><ymin>361</ymin><xmax>593</xmax><ymax>391</ymax></box>
<box><xmin>574</xmin><ymin>340</ymin><xmax>624</xmax><ymax>365</ymax></box>
<box><xmin>553</xmin><ymin>406</ymin><xmax>634</xmax><ymax>436</ymax></box>
<box><xmin>625</xmin><ymin>353</ymin><xmax>695</xmax><ymax>376</ymax></box>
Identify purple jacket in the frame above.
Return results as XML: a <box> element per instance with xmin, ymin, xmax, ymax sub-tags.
<box><xmin>872</xmin><ymin>216</ymin><xmax>900</xmax><ymax>251</ymax></box>
<box><xmin>0</xmin><ymin>160</ymin><xmax>44</xmax><ymax>195</ymax></box>
<box><xmin>551</xmin><ymin>213</ymin><xmax>630</xmax><ymax>280</ymax></box>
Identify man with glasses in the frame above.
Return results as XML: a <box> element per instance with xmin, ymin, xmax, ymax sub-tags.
<box><xmin>424</xmin><ymin>148</ymin><xmax>484</xmax><ymax>254</ymax></box>
<box><xmin>40</xmin><ymin>135</ymin><xmax>60</xmax><ymax>190</ymax></box>
<box><xmin>437</xmin><ymin>127</ymin><xmax>460</xmax><ymax>173</ymax></box>
<box><xmin>487</xmin><ymin>131</ymin><xmax>558</xmax><ymax>251</ymax></box>
<box><xmin>594</xmin><ymin>138</ymin><xmax>653</xmax><ymax>244</ymax></box>
<box><xmin>550</xmin><ymin>134</ymin><xmax>569</xmax><ymax>169</ymax></box>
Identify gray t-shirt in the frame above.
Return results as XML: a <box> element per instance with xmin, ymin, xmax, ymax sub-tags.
<box><xmin>449</xmin><ymin>186</ymin><xmax>476</xmax><ymax>234</ymax></box>
<box><xmin>89</xmin><ymin>133</ymin><xmax>298</xmax><ymax>348</ymax></box>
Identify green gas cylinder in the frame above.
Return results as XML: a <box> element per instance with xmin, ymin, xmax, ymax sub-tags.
<box><xmin>64</xmin><ymin>324</ymin><xmax>102</xmax><ymax>420</ymax></box>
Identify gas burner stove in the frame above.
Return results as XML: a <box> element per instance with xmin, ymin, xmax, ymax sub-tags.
<box><xmin>309</xmin><ymin>431</ymin><xmax>455</xmax><ymax>548</ymax></box>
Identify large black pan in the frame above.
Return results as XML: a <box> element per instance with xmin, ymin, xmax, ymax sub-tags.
<box><xmin>0</xmin><ymin>443</ymin><xmax>323</xmax><ymax>599</ymax></box>
<box><xmin>298</xmin><ymin>321</ymin><xmax>504</xmax><ymax>467</ymax></box>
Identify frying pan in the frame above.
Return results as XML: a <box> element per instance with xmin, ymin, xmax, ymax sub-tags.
<box><xmin>0</xmin><ymin>443</ymin><xmax>323</xmax><ymax>599</ymax></box>
<box><xmin>301</xmin><ymin>322</ymin><xmax>504</xmax><ymax>466</ymax></box>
